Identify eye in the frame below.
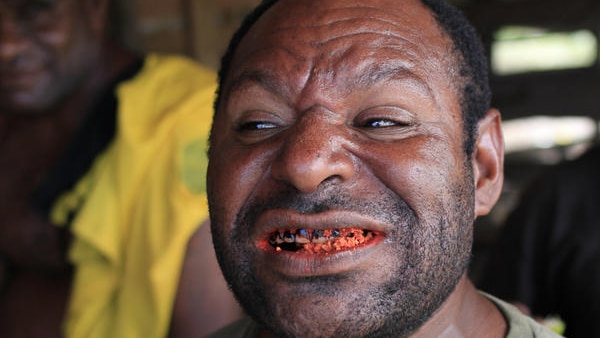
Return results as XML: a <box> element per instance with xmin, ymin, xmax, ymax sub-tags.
<box><xmin>355</xmin><ymin>106</ymin><xmax>415</xmax><ymax>129</ymax></box>
<box><xmin>238</xmin><ymin>121</ymin><xmax>279</xmax><ymax>131</ymax></box>
<box><xmin>353</xmin><ymin>106</ymin><xmax>418</xmax><ymax>140</ymax></box>
<box><xmin>233</xmin><ymin>110</ymin><xmax>287</xmax><ymax>144</ymax></box>
<box><xmin>363</xmin><ymin>118</ymin><xmax>406</xmax><ymax>128</ymax></box>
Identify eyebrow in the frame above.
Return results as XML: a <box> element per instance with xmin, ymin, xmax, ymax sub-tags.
<box><xmin>226</xmin><ymin>61</ymin><xmax>436</xmax><ymax>103</ymax></box>
<box><xmin>227</xmin><ymin>70</ymin><xmax>288</xmax><ymax>100</ymax></box>
<box><xmin>352</xmin><ymin>62</ymin><xmax>435</xmax><ymax>100</ymax></box>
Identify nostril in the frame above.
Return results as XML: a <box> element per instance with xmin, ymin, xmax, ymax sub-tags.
<box><xmin>270</xmin><ymin>113</ymin><xmax>356</xmax><ymax>193</ymax></box>
<box><xmin>272</xmin><ymin>147</ymin><xmax>355</xmax><ymax>194</ymax></box>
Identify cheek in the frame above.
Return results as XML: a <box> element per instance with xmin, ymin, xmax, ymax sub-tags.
<box><xmin>364</xmin><ymin>138</ymin><xmax>461</xmax><ymax>216</ymax></box>
<box><xmin>208</xmin><ymin>140</ymin><xmax>275</xmax><ymax>224</ymax></box>
<box><xmin>31</xmin><ymin>11</ymin><xmax>73</xmax><ymax>52</ymax></box>
<box><xmin>36</xmin><ymin>34</ymin><xmax>70</xmax><ymax>63</ymax></box>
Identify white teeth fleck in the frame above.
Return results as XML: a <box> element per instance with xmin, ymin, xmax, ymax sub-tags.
<box><xmin>283</xmin><ymin>231</ymin><xmax>295</xmax><ymax>243</ymax></box>
<box><xmin>312</xmin><ymin>229</ymin><xmax>327</xmax><ymax>243</ymax></box>
<box><xmin>295</xmin><ymin>229</ymin><xmax>310</xmax><ymax>244</ymax></box>
<box><xmin>275</xmin><ymin>232</ymin><xmax>284</xmax><ymax>244</ymax></box>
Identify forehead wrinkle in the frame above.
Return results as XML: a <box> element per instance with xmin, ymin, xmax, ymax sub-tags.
<box><xmin>354</xmin><ymin>61</ymin><xmax>436</xmax><ymax>103</ymax></box>
<box><xmin>279</xmin><ymin>15</ymin><xmax>425</xmax><ymax>52</ymax></box>
<box><xmin>274</xmin><ymin>2</ymin><xmax>435</xmax><ymax>49</ymax></box>
<box><xmin>229</xmin><ymin>0</ymin><xmax>452</xmax><ymax>112</ymax></box>
<box><xmin>226</xmin><ymin>43</ymin><xmax>311</xmax><ymax>104</ymax></box>
<box><xmin>308</xmin><ymin>20</ymin><xmax>424</xmax><ymax>49</ymax></box>
<box><xmin>288</xmin><ymin>23</ymin><xmax>445</xmax><ymax>107</ymax></box>
<box><xmin>298</xmin><ymin>45</ymin><xmax>439</xmax><ymax>110</ymax></box>
<box><xmin>228</xmin><ymin>70</ymin><xmax>285</xmax><ymax>101</ymax></box>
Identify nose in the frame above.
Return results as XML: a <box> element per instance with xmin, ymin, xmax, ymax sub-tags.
<box><xmin>0</xmin><ymin>11</ymin><xmax>28</xmax><ymax>62</ymax></box>
<box><xmin>271</xmin><ymin>109</ymin><xmax>356</xmax><ymax>193</ymax></box>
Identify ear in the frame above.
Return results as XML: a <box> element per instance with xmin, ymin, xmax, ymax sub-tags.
<box><xmin>83</xmin><ymin>0</ymin><xmax>110</xmax><ymax>37</ymax></box>
<box><xmin>472</xmin><ymin>108</ymin><xmax>504</xmax><ymax>218</ymax></box>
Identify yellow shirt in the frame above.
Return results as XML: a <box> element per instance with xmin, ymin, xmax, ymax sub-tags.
<box><xmin>50</xmin><ymin>54</ymin><xmax>215</xmax><ymax>338</ymax></box>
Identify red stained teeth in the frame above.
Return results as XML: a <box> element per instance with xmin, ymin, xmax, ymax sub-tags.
<box><xmin>268</xmin><ymin>228</ymin><xmax>376</xmax><ymax>253</ymax></box>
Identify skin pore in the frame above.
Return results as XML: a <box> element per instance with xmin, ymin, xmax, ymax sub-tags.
<box><xmin>209</xmin><ymin>0</ymin><xmax>505</xmax><ymax>337</ymax></box>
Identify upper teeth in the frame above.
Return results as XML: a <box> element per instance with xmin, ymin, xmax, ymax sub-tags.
<box><xmin>268</xmin><ymin>228</ymin><xmax>374</xmax><ymax>249</ymax></box>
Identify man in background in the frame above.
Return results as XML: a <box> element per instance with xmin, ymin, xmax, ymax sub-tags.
<box><xmin>0</xmin><ymin>0</ymin><xmax>240</xmax><ymax>336</ymax></box>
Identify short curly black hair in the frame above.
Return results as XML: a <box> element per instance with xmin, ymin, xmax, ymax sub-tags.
<box><xmin>214</xmin><ymin>0</ymin><xmax>491</xmax><ymax>156</ymax></box>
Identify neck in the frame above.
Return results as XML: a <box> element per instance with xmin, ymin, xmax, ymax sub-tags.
<box><xmin>63</xmin><ymin>40</ymin><xmax>138</xmax><ymax>121</ymax></box>
<box><xmin>88</xmin><ymin>40</ymin><xmax>139</xmax><ymax>95</ymax></box>
<box><xmin>411</xmin><ymin>275</ymin><xmax>507</xmax><ymax>338</ymax></box>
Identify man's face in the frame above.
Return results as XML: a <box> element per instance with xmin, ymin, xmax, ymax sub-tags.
<box><xmin>0</xmin><ymin>0</ymin><xmax>103</xmax><ymax>114</ymax></box>
<box><xmin>209</xmin><ymin>0</ymin><xmax>476</xmax><ymax>336</ymax></box>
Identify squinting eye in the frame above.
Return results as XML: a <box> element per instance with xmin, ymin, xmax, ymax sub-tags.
<box><xmin>233</xmin><ymin>109</ymin><xmax>286</xmax><ymax>144</ymax></box>
<box><xmin>238</xmin><ymin>121</ymin><xmax>278</xmax><ymax>131</ymax></box>
<box><xmin>367</xmin><ymin>119</ymin><xmax>396</xmax><ymax>128</ymax></box>
<box><xmin>363</xmin><ymin>119</ymin><xmax>407</xmax><ymax>128</ymax></box>
<box><xmin>235</xmin><ymin>118</ymin><xmax>282</xmax><ymax>144</ymax></box>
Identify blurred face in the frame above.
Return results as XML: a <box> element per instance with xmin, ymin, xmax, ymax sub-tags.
<box><xmin>0</xmin><ymin>0</ymin><xmax>104</xmax><ymax>114</ymax></box>
<box><xmin>209</xmin><ymin>0</ymin><xmax>475</xmax><ymax>336</ymax></box>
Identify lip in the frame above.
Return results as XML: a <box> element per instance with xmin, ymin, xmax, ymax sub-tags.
<box><xmin>253</xmin><ymin>209</ymin><xmax>389</xmax><ymax>277</ymax></box>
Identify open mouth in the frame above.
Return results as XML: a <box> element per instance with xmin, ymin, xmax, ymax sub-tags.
<box><xmin>268</xmin><ymin>228</ymin><xmax>379</xmax><ymax>254</ymax></box>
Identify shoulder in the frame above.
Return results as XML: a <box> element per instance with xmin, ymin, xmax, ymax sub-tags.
<box><xmin>134</xmin><ymin>53</ymin><xmax>216</xmax><ymax>88</ymax></box>
<box><xmin>482</xmin><ymin>293</ymin><xmax>564</xmax><ymax>338</ymax></box>
<box><xmin>116</xmin><ymin>53</ymin><xmax>217</xmax><ymax>123</ymax></box>
<box><xmin>113</xmin><ymin>53</ymin><xmax>215</xmax><ymax>145</ymax></box>
<box><xmin>204</xmin><ymin>317</ymin><xmax>260</xmax><ymax>338</ymax></box>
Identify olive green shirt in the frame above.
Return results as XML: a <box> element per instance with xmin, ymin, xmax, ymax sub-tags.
<box><xmin>485</xmin><ymin>293</ymin><xmax>564</xmax><ymax>338</ymax></box>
